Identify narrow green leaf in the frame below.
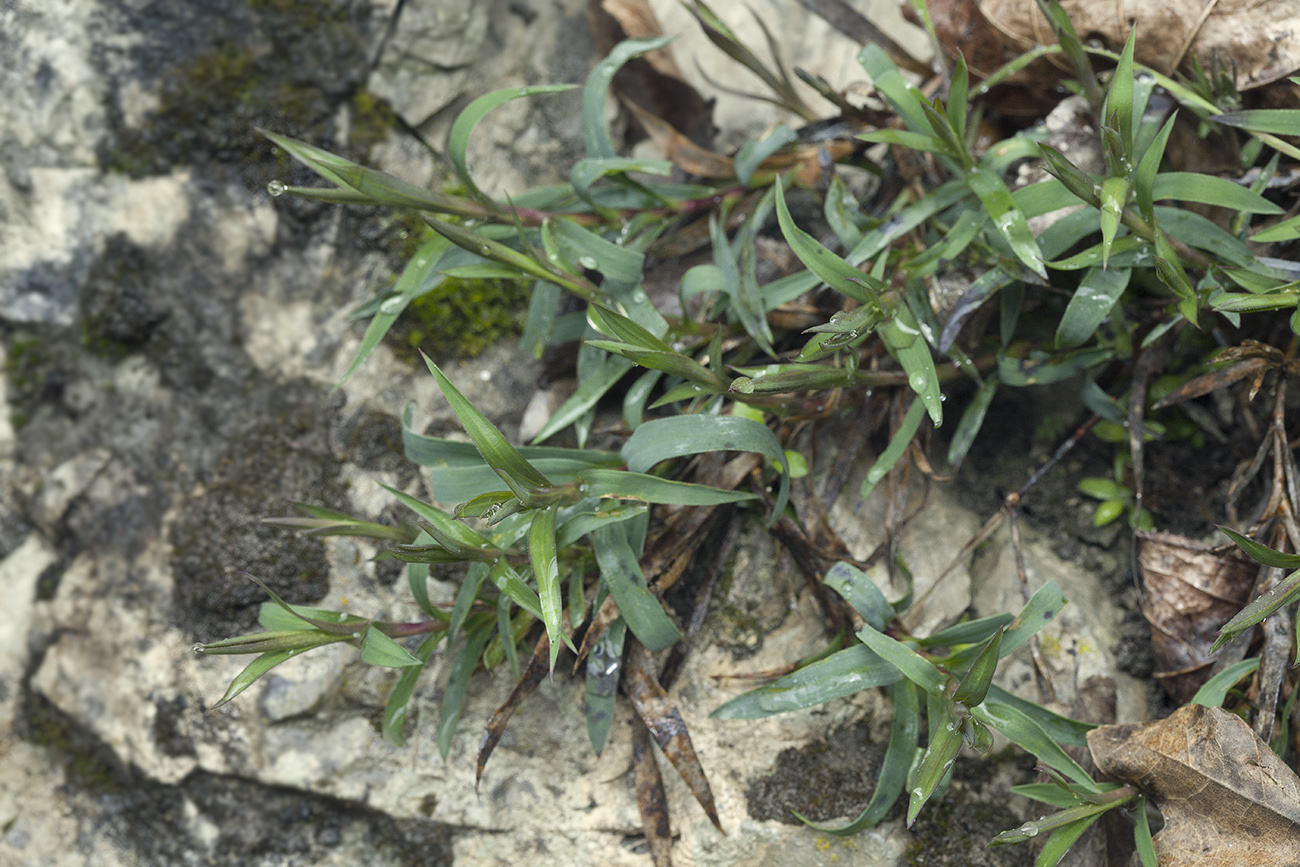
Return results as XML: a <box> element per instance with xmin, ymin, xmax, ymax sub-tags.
<box><xmin>968</xmin><ymin>166</ymin><xmax>1047</xmax><ymax>279</ymax></box>
<box><xmin>361</xmin><ymin>625</ymin><xmax>423</xmax><ymax>668</ymax></box>
<box><xmin>489</xmin><ymin>558</ymin><xmax>544</xmax><ymax>621</ymax></box>
<box><xmin>918</xmin><ymin>614</ymin><xmax>1014</xmax><ymax>648</ymax></box>
<box><xmin>1133</xmin><ymin>114</ymin><xmax>1176</xmax><ymax>220</ymax></box>
<box><xmin>586</xmin><ymin>340</ymin><xmax>729</xmax><ymax>391</ymax></box>
<box><xmin>423</xmin><ymin>356</ymin><xmax>552</xmax><ymax>490</ymax></box>
<box><xmin>858</xmin><ymin>44</ymin><xmax>934</xmax><ymax>135</ymax></box>
<box><xmin>710</xmin><ymin>644</ymin><xmax>902</xmax><ymax>719</ymax></box>
<box><xmin>621</xmin><ymin>415</ymin><xmax>788</xmax><ymax>520</ymax></box>
<box><xmin>1213</xmin><ymin>109</ymin><xmax>1300</xmax><ymax>137</ymax></box>
<box><xmin>530</xmin><ymin>505</ymin><xmax>570</xmax><ymax>669</ymax></box>
<box><xmin>855</xmin><ymin>626</ymin><xmax>947</xmax><ymax>694</ymax></box>
<box><xmin>734</xmin><ymin>123</ymin><xmax>797</xmax><ymax>186</ymax></box>
<box><xmin>338</xmin><ymin>235</ymin><xmax>452</xmax><ymax>388</ymax></box>
<box><xmin>823</xmin><ymin>562</ymin><xmax>892</xmax><ymax>632</ymax></box>
<box><xmin>799</xmin><ymin>680</ymin><xmax>919</xmax><ymax>834</ymax></box>
<box><xmin>584</xmin><ymin>37</ymin><xmax>675</xmax><ymax>159</ymax></box>
<box><xmin>438</xmin><ymin>614</ymin><xmax>496</xmax><ymax>760</ymax></box>
<box><xmin>1056</xmin><ymin>267</ymin><xmax>1131</xmax><ymax>347</ymax></box>
<box><xmin>1033</xmin><ymin>813</ymin><xmax>1106</xmax><ymax>867</ymax></box>
<box><xmin>1133</xmin><ymin>795</ymin><xmax>1158</xmax><ymax>867</ymax></box>
<box><xmin>1038</xmin><ymin>144</ymin><xmax>1101</xmax><ymax>209</ymax></box>
<box><xmin>579</xmin><ymin>468</ymin><xmax>757</xmax><ymax>505</ymax></box>
<box><xmin>1103</xmin><ymin>26</ymin><xmax>1138</xmax><ymax>149</ymax></box>
<box><xmin>1219</xmin><ymin>525</ymin><xmax>1300</xmax><ymax>568</ymax></box>
<box><xmin>382</xmin><ymin>634</ymin><xmax>439</xmax><ymax>746</ymax></box>
<box><xmin>1157</xmin><ymin>206</ymin><xmax>1256</xmax><ymax>268</ymax></box>
<box><xmin>571</xmin><ymin>156</ymin><xmax>673</xmax><ymax>201</ymax></box>
<box><xmin>585</xmin><ymin>618</ymin><xmax>627</xmax><ymax>755</ymax></box>
<box><xmin>591</xmin><ymin>524</ymin><xmax>682</xmax><ymax>652</ymax></box>
<box><xmin>207</xmin><ymin>649</ymin><xmax>298</xmax><ymax>710</ymax></box>
<box><xmin>196</xmin><ymin>629</ymin><xmax>345</xmax><ymax>656</ymax></box>
<box><xmin>948</xmin><ymin>53</ymin><xmax>970</xmax><ymax>143</ymax></box>
<box><xmin>379</xmin><ymin>482</ymin><xmax>500</xmax><ymax>551</ymax></box>
<box><xmin>952</xmin><ymin>626</ymin><xmax>1004</xmax><ymax>707</ymax></box>
<box><xmin>1153</xmin><ymin>172</ymin><xmax>1282</xmax><ymax>214</ymax></box>
<box><xmin>907</xmin><ymin>702</ymin><xmax>963</xmax><ymax>825</ymax></box>
<box><xmin>774</xmin><ymin>175</ymin><xmax>877</xmax><ymax>304</ymax></box>
<box><xmin>587</xmin><ymin>305</ymin><xmax>670</xmax><ymax>350</ymax></box>
<box><xmin>1251</xmin><ymin>213</ymin><xmax>1300</xmax><ymax>243</ymax></box>
<box><xmin>857</xmin><ymin>128</ymin><xmax>951</xmax><ymax>154</ymax></box>
<box><xmin>531</xmin><ymin>354</ymin><xmax>635</xmax><ymax>444</ymax></box>
<box><xmin>824</xmin><ymin>176</ymin><xmax>868</xmax><ymax>248</ymax></box>
<box><xmin>1211</xmin><ymin>568</ymin><xmax>1300</xmax><ymax>653</ymax></box>
<box><xmin>549</xmin><ymin>218</ymin><xmax>648</xmax><ymax>285</ymax></box>
<box><xmin>449</xmin><ymin>85</ymin><xmax>576</xmax><ymax>200</ymax></box>
<box><xmin>848</xmin><ymin>179</ymin><xmax>971</xmax><ymax>263</ymax></box>
<box><xmin>1002</xmin><ymin>580</ymin><xmax>1067</xmax><ymax>658</ymax></box>
<box><xmin>947</xmin><ymin>377</ymin><xmax>997</xmax><ymax>469</ymax></box>
<box><xmin>861</xmin><ymin>397</ymin><xmax>927</xmax><ymax>500</ymax></box>
<box><xmin>973</xmin><ymin>701</ymin><xmax>1099</xmax><ymax>791</ymax></box>
<box><xmin>1190</xmin><ymin>657</ymin><xmax>1260</xmax><ymax>707</ymax></box>
<box><xmin>1097</xmin><ymin>176</ymin><xmax>1130</xmax><ymax>268</ymax></box>
<box><xmin>880</xmin><ymin>311</ymin><xmax>943</xmax><ymax>424</ymax></box>
<box><xmin>986</xmin><ymin>685</ymin><xmax>1094</xmax><ymax>748</ymax></box>
<box><xmin>257</xmin><ymin>602</ymin><xmax>367</xmax><ymax>633</ymax></box>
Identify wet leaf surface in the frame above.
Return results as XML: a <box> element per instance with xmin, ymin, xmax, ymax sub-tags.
<box><xmin>1137</xmin><ymin>532</ymin><xmax>1257</xmax><ymax>702</ymax></box>
<box><xmin>1089</xmin><ymin>704</ymin><xmax>1300</xmax><ymax>866</ymax></box>
<box><xmin>625</xmin><ymin>640</ymin><xmax>725</xmax><ymax>834</ymax></box>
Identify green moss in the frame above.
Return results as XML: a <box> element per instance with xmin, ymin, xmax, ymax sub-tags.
<box><xmin>388</xmin><ymin>275</ymin><xmax>530</xmax><ymax>362</ymax></box>
<box><xmin>3</xmin><ymin>335</ymin><xmax>49</xmax><ymax>428</ymax></box>
<box><xmin>103</xmin><ymin>0</ymin><xmax>393</xmax><ymax>177</ymax></box>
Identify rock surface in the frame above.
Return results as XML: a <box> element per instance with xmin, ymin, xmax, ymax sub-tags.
<box><xmin>1</xmin><ymin>2</ymin><xmax>1143</xmax><ymax>866</ymax></box>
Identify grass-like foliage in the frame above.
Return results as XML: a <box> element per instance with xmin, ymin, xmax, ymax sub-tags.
<box><xmin>195</xmin><ymin>1</ymin><xmax>1300</xmax><ymax>862</ymax></box>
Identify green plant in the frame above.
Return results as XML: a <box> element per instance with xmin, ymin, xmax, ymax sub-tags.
<box><xmin>193</xmin><ymin>0</ymin><xmax>1300</xmax><ymax>862</ymax></box>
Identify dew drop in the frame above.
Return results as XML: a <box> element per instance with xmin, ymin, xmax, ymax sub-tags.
<box><xmin>578</xmin><ymin>255</ymin><xmax>599</xmax><ymax>270</ymax></box>
<box><xmin>191</xmin><ymin>644</ymin><xmax>204</xmax><ymax>654</ymax></box>
<box><xmin>479</xmin><ymin>244</ymin><xmax>492</xmax><ymax>255</ymax></box>
<box><xmin>379</xmin><ymin>296</ymin><xmax>404</xmax><ymax>315</ymax></box>
<box><xmin>909</xmin><ymin>373</ymin><xmax>927</xmax><ymax>392</ymax></box>
<box><xmin>266</xmin><ymin>179</ymin><xmax>288</xmax><ymax>197</ymax></box>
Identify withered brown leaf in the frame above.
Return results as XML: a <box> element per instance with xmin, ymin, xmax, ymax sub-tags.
<box><xmin>626</xmin><ymin>640</ymin><xmax>725</xmax><ymax>834</ymax></box>
<box><xmin>1089</xmin><ymin>704</ymin><xmax>1300</xmax><ymax>867</ymax></box>
<box><xmin>476</xmin><ymin>633</ymin><xmax>550</xmax><ymax>789</ymax></box>
<box><xmin>1137</xmin><ymin>532</ymin><xmax>1257</xmax><ymax>703</ymax></box>
<box><xmin>633</xmin><ymin>716</ymin><xmax>674</xmax><ymax>867</ymax></box>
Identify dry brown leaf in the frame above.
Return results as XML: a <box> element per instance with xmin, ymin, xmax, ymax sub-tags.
<box><xmin>1137</xmin><ymin>532</ymin><xmax>1257</xmax><ymax>703</ymax></box>
<box><xmin>589</xmin><ymin>0</ymin><xmax>713</xmax><ymax>147</ymax></box>
<box><xmin>626</xmin><ymin>640</ymin><xmax>725</xmax><ymax>834</ymax></box>
<box><xmin>599</xmin><ymin>0</ymin><xmax>684</xmax><ymax>78</ymax></box>
<box><xmin>1089</xmin><ymin>704</ymin><xmax>1300</xmax><ymax>866</ymax></box>
<box><xmin>978</xmin><ymin>0</ymin><xmax>1300</xmax><ymax>87</ymax></box>
<box><xmin>476</xmin><ymin>633</ymin><xmax>550</xmax><ymax>789</ymax></box>
<box><xmin>633</xmin><ymin>715</ymin><xmax>674</xmax><ymax>867</ymax></box>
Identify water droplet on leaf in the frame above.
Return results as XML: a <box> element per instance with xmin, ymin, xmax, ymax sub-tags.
<box><xmin>266</xmin><ymin>179</ymin><xmax>287</xmax><ymax>197</ymax></box>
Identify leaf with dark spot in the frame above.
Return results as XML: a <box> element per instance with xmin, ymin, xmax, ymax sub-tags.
<box><xmin>633</xmin><ymin>715</ymin><xmax>674</xmax><ymax>867</ymax></box>
<box><xmin>626</xmin><ymin>641</ymin><xmax>725</xmax><ymax>834</ymax></box>
<box><xmin>477</xmin><ymin>633</ymin><xmax>551</xmax><ymax>790</ymax></box>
